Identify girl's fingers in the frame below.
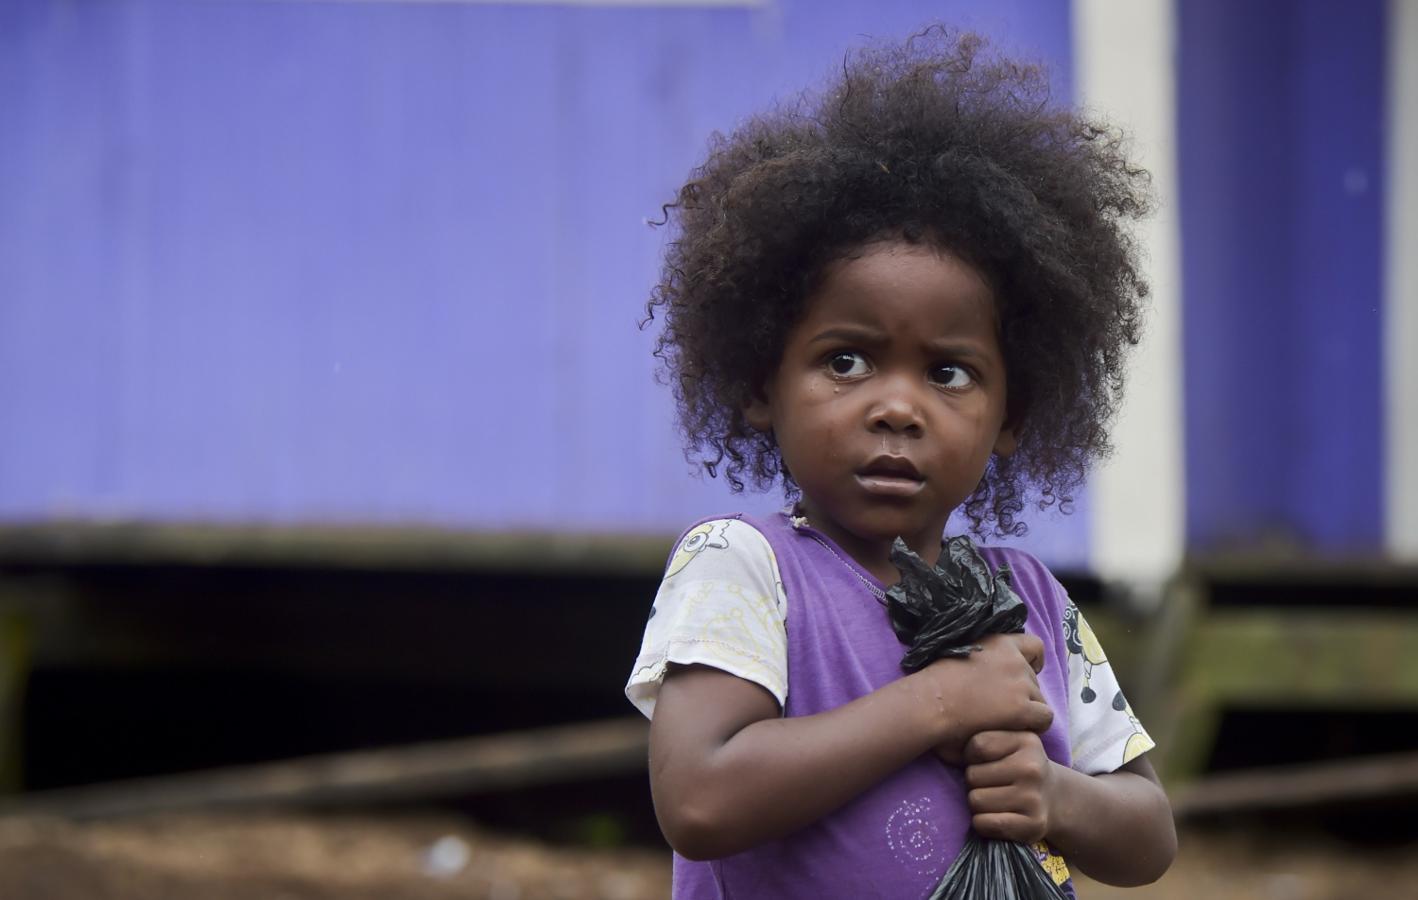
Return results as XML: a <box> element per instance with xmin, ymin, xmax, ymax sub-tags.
<box><xmin>966</xmin><ymin>783</ymin><xmax>1027</xmax><ymax>812</ymax></box>
<box><xmin>964</xmin><ymin>758</ymin><xmax>1020</xmax><ymax>790</ymax></box>
<box><xmin>963</xmin><ymin>730</ymin><xmax>1019</xmax><ymax>765</ymax></box>
<box><xmin>1017</xmin><ymin>699</ymin><xmax>1053</xmax><ymax>734</ymax></box>
<box><xmin>971</xmin><ymin>811</ymin><xmax>1046</xmax><ymax>845</ymax></box>
<box><xmin>965</xmin><ymin>756</ymin><xmax>1048</xmax><ymax>792</ymax></box>
<box><xmin>1014</xmin><ymin>634</ymin><xmax>1046</xmax><ymax>673</ymax></box>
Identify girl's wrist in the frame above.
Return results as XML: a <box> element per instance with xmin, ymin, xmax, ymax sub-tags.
<box><xmin>1040</xmin><ymin>761</ymin><xmax>1086</xmax><ymax>848</ymax></box>
<box><xmin>900</xmin><ymin>666</ymin><xmax>965</xmax><ymax>755</ymax></box>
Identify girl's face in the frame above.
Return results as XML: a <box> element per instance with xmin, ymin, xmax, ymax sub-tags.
<box><xmin>745</xmin><ymin>241</ymin><xmax>1015</xmax><ymax>575</ymax></box>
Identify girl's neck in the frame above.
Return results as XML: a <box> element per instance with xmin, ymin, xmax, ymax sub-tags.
<box><xmin>790</xmin><ymin>504</ymin><xmax>946</xmax><ymax>586</ymax></box>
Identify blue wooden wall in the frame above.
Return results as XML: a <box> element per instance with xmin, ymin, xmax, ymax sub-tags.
<box><xmin>0</xmin><ymin>0</ymin><xmax>1075</xmax><ymax>536</ymax></box>
<box><xmin>1178</xmin><ymin>0</ymin><xmax>1387</xmax><ymax>553</ymax></box>
<box><xmin>3</xmin><ymin>0</ymin><xmax>1407</xmax><ymax>562</ymax></box>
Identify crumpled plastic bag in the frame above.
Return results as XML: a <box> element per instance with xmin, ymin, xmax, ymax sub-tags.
<box><xmin>885</xmin><ymin>536</ymin><xmax>1070</xmax><ymax>900</ymax></box>
<box><xmin>886</xmin><ymin>536</ymin><xmax>1028</xmax><ymax>672</ymax></box>
<box><xmin>927</xmin><ymin>831</ymin><xmax>1071</xmax><ymax>900</ymax></box>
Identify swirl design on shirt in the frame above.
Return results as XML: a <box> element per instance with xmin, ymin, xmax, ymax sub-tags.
<box><xmin>884</xmin><ymin>796</ymin><xmax>942</xmax><ymax>875</ymax></box>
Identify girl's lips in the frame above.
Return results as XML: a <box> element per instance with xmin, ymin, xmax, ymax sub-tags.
<box><xmin>856</xmin><ymin>455</ymin><xmax>923</xmax><ymax>494</ymax></box>
<box><xmin>854</xmin><ymin>472</ymin><xmax>926</xmax><ymax>497</ymax></box>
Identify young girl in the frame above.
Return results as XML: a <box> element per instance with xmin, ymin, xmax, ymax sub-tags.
<box><xmin>626</xmin><ymin>30</ymin><xmax>1176</xmax><ymax>898</ymax></box>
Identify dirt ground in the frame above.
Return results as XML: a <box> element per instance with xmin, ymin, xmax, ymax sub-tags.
<box><xmin>0</xmin><ymin>812</ymin><xmax>1411</xmax><ymax>900</ymax></box>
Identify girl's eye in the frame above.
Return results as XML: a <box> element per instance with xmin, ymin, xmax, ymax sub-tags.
<box><xmin>827</xmin><ymin>352</ymin><xmax>870</xmax><ymax>377</ymax></box>
<box><xmin>929</xmin><ymin>364</ymin><xmax>974</xmax><ymax>389</ymax></box>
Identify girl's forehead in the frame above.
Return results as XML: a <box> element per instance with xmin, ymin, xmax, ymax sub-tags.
<box><xmin>804</xmin><ymin>242</ymin><xmax>998</xmax><ymax>326</ymax></box>
<box><xmin>825</xmin><ymin>240</ymin><xmax>987</xmax><ymax>280</ymax></box>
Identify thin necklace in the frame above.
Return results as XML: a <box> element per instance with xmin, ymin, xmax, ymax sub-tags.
<box><xmin>789</xmin><ymin>511</ymin><xmax>888</xmax><ymax>604</ymax></box>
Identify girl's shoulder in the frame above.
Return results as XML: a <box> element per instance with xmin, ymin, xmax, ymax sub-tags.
<box><xmin>629</xmin><ymin>515</ymin><xmax>791</xmax><ymax>718</ymax></box>
<box><xmin>661</xmin><ymin>514</ymin><xmax>781</xmax><ymax>581</ymax></box>
<box><xmin>662</xmin><ymin>510</ymin><xmax>803</xmax><ymax>564</ymax></box>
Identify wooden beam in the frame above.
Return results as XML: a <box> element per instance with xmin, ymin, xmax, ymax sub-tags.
<box><xmin>0</xmin><ymin>609</ymin><xmax>29</xmax><ymax>792</ymax></box>
<box><xmin>0</xmin><ymin>522</ymin><xmax>672</xmax><ymax>576</ymax></box>
<box><xmin>1171</xmin><ymin>750</ymin><xmax>1418</xmax><ymax>819</ymax></box>
<box><xmin>0</xmin><ymin>717</ymin><xmax>649</xmax><ymax>820</ymax></box>
<box><xmin>1182</xmin><ymin>610</ymin><xmax>1418</xmax><ymax>705</ymax></box>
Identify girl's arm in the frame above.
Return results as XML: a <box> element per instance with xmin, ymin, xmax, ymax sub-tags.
<box><xmin>650</xmin><ymin>632</ymin><xmax>1056</xmax><ymax>861</ymax></box>
<box><xmin>963</xmin><ymin>731</ymin><xmax>1177</xmax><ymax>886</ymax></box>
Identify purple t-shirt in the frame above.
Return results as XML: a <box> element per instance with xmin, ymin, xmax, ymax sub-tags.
<box><xmin>671</xmin><ymin>511</ymin><xmax>1075</xmax><ymax>899</ymax></box>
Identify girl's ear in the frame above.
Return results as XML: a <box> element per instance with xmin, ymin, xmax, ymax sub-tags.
<box><xmin>743</xmin><ymin>387</ymin><xmax>774</xmax><ymax>432</ymax></box>
<box><xmin>992</xmin><ymin>423</ymin><xmax>1018</xmax><ymax>457</ymax></box>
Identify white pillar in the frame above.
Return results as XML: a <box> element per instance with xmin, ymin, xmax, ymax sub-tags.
<box><xmin>1073</xmin><ymin>0</ymin><xmax>1185</xmax><ymax>587</ymax></box>
<box><xmin>1388</xmin><ymin>0</ymin><xmax>1418</xmax><ymax>559</ymax></box>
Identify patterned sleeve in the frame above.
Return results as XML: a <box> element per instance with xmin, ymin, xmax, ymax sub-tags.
<box><xmin>624</xmin><ymin>518</ymin><xmax>789</xmax><ymax>719</ymax></box>
<box><xmin>1063</xmin><ymin>600</ymin><xmax>1157</xmax><ymax>774</ymax></box>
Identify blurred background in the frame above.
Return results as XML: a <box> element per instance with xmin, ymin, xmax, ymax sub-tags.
<box><xmin>1</xmin><ymin>0</ymin><xmax>1415</xmax><ymax>897</ymax></box>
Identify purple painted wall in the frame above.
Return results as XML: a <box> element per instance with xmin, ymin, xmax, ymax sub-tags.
<box><xmin>1179</xmin><ymin>0</ymin><xmax>1386</xmax><ymax>552</ymax></box>
<box><xmin>1</xmin><ymin>1</ymin><xmax>1078</xmax><ymax>552</ymax></box>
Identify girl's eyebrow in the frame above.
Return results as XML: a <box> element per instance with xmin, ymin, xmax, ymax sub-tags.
<box><xmin>807</xmin><ymin>326</ymin><xmax>992</xmax><ymax>361</ymax></box>
<box><xmin>805</xmin><ymin>325</ymin><xmax>888</xmax><ymax>347</ymax></box>
<box><xmin>921</xmin><ymin>337</ymin><xmax>992</xmax><ymax>362</ymax></box>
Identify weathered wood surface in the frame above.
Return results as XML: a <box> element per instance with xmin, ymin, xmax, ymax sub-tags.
<box><xmin>1180</xmin><ymin>610</ymin><xmax>1418</xmax><ymax>704</ymax></box>
<box><xmin>0</xmin><ymin>610</ymin><xmax>28</xmax><ymax>792</ymax></box>
<box><xmin>1171</xmin><ymin>750</ymin><xmax>1418</xmax><ymax>819</ymax></box>
<box><xmin>1160</xmin><ymin>605</ymin><xmax>1418</xmax><ymax>782</ymax></box>
<box><xmin>0</xmin><ymin>522</ymin><xmax>671</xmax><ymax>576</ymax></box>
<box><xmin>0</xmin><ymin>717</ymin><xmax>650</xmax><ymax>820</ymax></box>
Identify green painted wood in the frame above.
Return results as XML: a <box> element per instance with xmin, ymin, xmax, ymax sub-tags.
<box><xmin>1157</xmin><ymin>593</ymin><xmax>1418</xmax><ymax>783</ymax></box>
<box><xmin>1182</xmin><ymin>611</ymin><xmax>1418</xmax><ymax>705</ymax></box>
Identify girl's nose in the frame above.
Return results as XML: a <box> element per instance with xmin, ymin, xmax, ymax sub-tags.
<box><xmin>867</xmin><ymin>384</ymin><xmax>925</xmax><ymax>437</ymax></box>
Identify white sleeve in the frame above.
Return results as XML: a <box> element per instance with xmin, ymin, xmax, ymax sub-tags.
<box><xmin>625</xmin><ymin>518</ymin><xmax>789</xmax><ymax>719</ymax></box>
<box><xmin>1063</xmin><ymin>600</ymin><xmax>1157</xmax><ymax>774</ymax></box>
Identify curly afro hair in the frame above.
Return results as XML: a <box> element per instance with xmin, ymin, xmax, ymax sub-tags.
<box><xmin>645</xmin><ymin>28</ymin><xmax>1152</xmax><ymax>536</ymax></box>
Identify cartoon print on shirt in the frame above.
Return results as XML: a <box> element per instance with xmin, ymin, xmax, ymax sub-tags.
<box><xmin>628</xmin><ymin>520</ymin><xmax>791</xmax><ymax>715</ymax></box>
<box><xmin>1031</xmin><ymin>841</ymin><xmax>1074</xmax><ymax>892</ymax></box>
<box><xmin>664</xmin><ymin>520</ymin><xmax>734</xmax><ymax>579</ymax></box>
<box><xmin>1062</xmin><ymin>600</ymin><xmax>1108</xmax><ymax>703</ymax></box>
<box><xmin>1063</xmin><ymin>600</ymin><xmax>1152</xmax><ymax>768</ymax></box>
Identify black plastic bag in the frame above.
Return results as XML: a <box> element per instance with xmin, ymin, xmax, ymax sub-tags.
<box><xmin>927</xmin><ymin>831</ymin><xmax>1070</xmax><ymax>900</ymax></box>
<box><xmin>884</xmin><ymin>536</ymin><xmax>1070</xmax><ymax>900</ymax></box>
<box><xmin>886</xmin><ymin>536</ymin><xmax>1028</xmax><ymax>672</ymax></box>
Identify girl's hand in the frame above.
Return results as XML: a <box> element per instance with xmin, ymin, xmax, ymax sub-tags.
<box><xmin>962</xmin><ymin>730</ymin><xmax>1054</xmax><ymax>844</ymax></box>
<box><xmin>921</xmin><ymin>632</ymin><xmax>1053</xmax><ymax>765</ymax></box>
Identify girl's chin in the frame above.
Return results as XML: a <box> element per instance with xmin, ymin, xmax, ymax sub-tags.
<box><xmin>796</xmin><ymin>497</ymin><xmax>951</xmax><ymax>546</ymax></box>
<box><xmin>832</xmin><ymin>516</ymin><xmax>948</xmax><ymax>552</ymax></box>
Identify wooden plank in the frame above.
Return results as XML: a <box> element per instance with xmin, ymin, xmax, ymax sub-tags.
<box><xmin>0</xmin><ymin>717</ymin><xmax>650</xmax><ymax>820</ymax></box>
<box><xmin>0</xmin><ymin>522</ymin><xmax>672</xmax><ymax>576</ymax></box>
<box><xmin>0</xmin><ymin>609</ymin><xmax>29</xmax><ymax>792</ymax></box>
<box><xmin>1182</xmin><ymin>610</ymin><xmax>1418</xmax><ymax>705</ymax></box>
<box><xmin>1171</xmin><ymin>750</ymin><xmax>1418</xmax><ymax>818</ymax></box>
<box><xmin>1152</xmin><ymin>577</ymin><xmax>1418</xmax><ymax>782</ymax></box>
<box><xmin>1182</xmin><ymin>554</ymin><xmax>1418</xmax><ymax>586</ymax></box>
